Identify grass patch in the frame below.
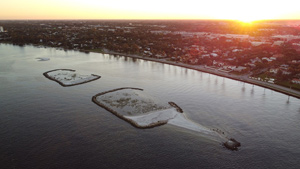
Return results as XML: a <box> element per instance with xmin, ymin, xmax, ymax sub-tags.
<box><xmin>231</xmin><ymin>71</ymin><xmax>247</xmax><ymax>75</ymax></box>
<box><xmin>88</xmin><ymin>49</ymin><xmax>104</xmax><ymax>53</ymax></box>
<box><xmin>276</xmin><ymin>81</ymin><xmax>300</xmax><ymax>91</ymax></box>
<box><xmin>256</xmin><ymin>72</ymin><xmax>274</xmax><ymax>79</ymax></box>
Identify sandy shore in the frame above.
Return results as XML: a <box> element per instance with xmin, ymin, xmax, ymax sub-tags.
<box><xmin>92</xmin><ymin>50</ymin><xmax>300</xmax><ymax>99</ymax></box>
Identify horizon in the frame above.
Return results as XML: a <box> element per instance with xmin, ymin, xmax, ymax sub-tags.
<box><xmin>1</xmin><ymin>0</ymin><xmax>300</xmax><ymax>23</ymax></box>
<box><xmin>1</xmin><ymin>19</ymin><xmax>300</xmax><ymax>23</ymax></box>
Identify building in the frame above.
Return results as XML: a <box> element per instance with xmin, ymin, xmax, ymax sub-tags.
<box><xmin>269</xmin><ymin>68</ymin><xmax>278</xmax><ymax>74</ymax></box>
<box><xmin>292</xmin><ymin>78</ymin><xmax>300</xmax><ymax>84</ymax></box>
<box><xmin>234</xmin><ymin>66</ymin><xmax>247</xmax><ymax>72</ymax></box>
<box><xmin>0</xmin><ymin>26</ymin><xmax>4</xmax><ymax>32</ymax></box>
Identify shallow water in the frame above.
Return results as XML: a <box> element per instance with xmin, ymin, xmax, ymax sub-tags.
<box><xmin>1</xmin><ymin>44</ymin><xmax>300</xmax><ymax>169</ymax></box>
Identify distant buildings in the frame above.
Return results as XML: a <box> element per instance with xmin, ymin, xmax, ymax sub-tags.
<box><xmin>0</xmin><ymin>26</ymin><xmax>4</xmax><ymax>32</ymax></box>
<box><xmin>292</xmin><ymin>78</ymin><xmax>300</xmax><ymax>84</ymax></box>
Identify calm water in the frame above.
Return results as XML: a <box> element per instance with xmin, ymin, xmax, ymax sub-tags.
<box><xmin>1</xmin><ymin>44</ymin><xmax>300</xmax><ymax>169</ymax></box>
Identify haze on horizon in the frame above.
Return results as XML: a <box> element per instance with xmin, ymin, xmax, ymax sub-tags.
<box><xmin>1</xmin><ymin>0</ymin><xmax>300</xmax><ymax>22</ymax></box>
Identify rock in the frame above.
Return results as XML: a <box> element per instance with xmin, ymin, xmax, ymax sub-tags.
<box><xmin>224</xmin><ymin>138</ymin><xmax>241</xmax><ymax>150</ymax></box>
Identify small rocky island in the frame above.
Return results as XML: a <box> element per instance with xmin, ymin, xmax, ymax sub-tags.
<box><xmin>43</xmin><ymin>69</ymin><xmax>101</xmax><ymax>87</ymax></box>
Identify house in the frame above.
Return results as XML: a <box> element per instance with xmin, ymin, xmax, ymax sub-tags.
<box><xmin>223</xmin><ymin>65</ymin><xmax>236</xmax><ymax>70</ymax></box>
<box><xmin>262</xmin><ymin>57</ymin><xmax>273</xmax><ymax>62</ymax></box>
<box><xmin>210</xmin><ymin>53</ymin><xmax>218</xmax><ymax>57</ymax></box>
<box><xmin>251</xmin><ymin>42</ymin><xmax>264</xmax><ymax>46</ymax></box>
<box><xmin>155</xmin><ymin>54</ymin><xmax>167</xmax><ymax>59</ymax></box>
<box><xmin>292</xmin><ymin>78</ymin><xmax>300</xmax><ymax>84</ymax></box>
<box><xmin>280</xmin><ymin>64</ymin><xmax>289</xmax><ymax>70</ymax></box>
<box><xmin>171</xmin><ymin>56</ymin><xmax>179</xmax><ymax>61</ymax></box>
<box><xmin>234</xmin><ymin>66</ymin><xmax>247</xmax><ymax>72</ymax></box>
<box><xmin>213</xmin><ymin>49</ymin><xmax>221</xmax><ymax>53</ymax></box>
<box><xmin>226</xmin><ymin>58</ymin><xmax>235</xmax><ymax>61</ymax></box>
<box><xmin>272</xmin><ymin>54</ymin><xmax>284</xmax><ymax>59</ymax></box>
<box><xmin>272</xmin><ymin>41</ymin><xmax>285</xmax><ymax>46</ymax></box>
<box><xmin>292</xmin><ymin>60</ymin><xmax>300</xmax><ymax>63</ymax></box>
<box><xmin>282</xmin><ymin>70</ymin><xmax>291</xmax><ymax>75</ymax></box>
<box><xmin>268</xmin><ymin>78</ymin><xmax>275</xmax><ymax>84</ymax></box>
<box><xmin>246</xmin><ymin>63</ymin><xmax>256</xmax><ymax>67</ymax></box>
<box><xmin>190</xmin><ymin>58</ymin><xmax>199</xmax><ymax>64</ymax></box>
<box><xmin>201</xmin><ymin>54</ymin><xmax>210</xmax><ymax>58</ymax></box>
<box><xmin>232</xmin><ymin>49</ymin><xmax>242</xmax><ymax>52</ymax></box>
<box><xmin>213</xmin><ymin>60</ymin><xmax>225</xmax><ymax>67</ymax></box>
<box><xmin>251</xmin><ymin>57</ymin><xmax>262</xmax><ymax>64</ymax></box>
<box><xmin>269</xmin><ymin>68</ymin><xmax>279</xmax><ymax>74</ymax></box>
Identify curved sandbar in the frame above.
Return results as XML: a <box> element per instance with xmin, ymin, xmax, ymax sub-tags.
<box><xmin>43</xmin><ymin>69</ymin><xmax>101</xmax><ymax>87</ymax></box>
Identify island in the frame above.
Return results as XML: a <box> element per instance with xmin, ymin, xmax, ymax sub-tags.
<box><xmin>92</xmin><ymin>87</ymin><xmax>241</xmax><ymax>150</ymax></box>
<box><xmin>43</xmin><ymin>69</ymin><xmax>101</xmax><ymax>87</ymax></box>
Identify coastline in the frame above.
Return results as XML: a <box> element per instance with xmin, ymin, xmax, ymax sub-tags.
<box><xmin>92</xmin><ymin>50</ymin><xmax>300</xmax><ymax>99</ymax></box>
<box><xmin>1</xmin><ymin>42</ymin><xmax>299</xmax><ymax>99</ymax></box>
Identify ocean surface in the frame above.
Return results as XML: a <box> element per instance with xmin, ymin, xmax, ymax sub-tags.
<box><xmin>1</xmin><ymin>44</ymin><xmax>300</xmax><ymax>169</ymax></box>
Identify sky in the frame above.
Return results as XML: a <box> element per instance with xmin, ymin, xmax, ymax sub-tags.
<box><xmin>1</xmin><ymin>0</ymin><xmax>300</xmax><ymax>22</ymax></box>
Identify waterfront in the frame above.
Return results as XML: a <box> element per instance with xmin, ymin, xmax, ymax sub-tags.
<box><xmin>1</xmin><ymin>44</ymin><xmax>300</xmax><ymax>169</ymax></box>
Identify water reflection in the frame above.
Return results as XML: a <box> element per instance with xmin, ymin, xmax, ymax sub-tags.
<box><xmin>251</xmin><ymin>85</ymin><xmax>254</xmax><ymax>95</ymax></box>
<box><xmin>241</xmin><ymin>83</ymin><xmax>245</xmax><ymax>92</ymax></box>
<box><xmin>214</xmin><ymin>78</ymin><xmax>218</xmax><ymax>85</ymax></box>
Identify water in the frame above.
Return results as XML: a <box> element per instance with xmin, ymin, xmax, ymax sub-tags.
<box><xmin>1</xmin><ymin>44</ymin><xmax>300</xmax><ymax>169</ymax></box>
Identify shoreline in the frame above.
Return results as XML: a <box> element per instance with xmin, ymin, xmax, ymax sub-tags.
<box><xmin>1</xmin><ymin>43</ymin><xmax>299</xmax><ymax>99</ymax></box>
<box><xmin>92</xmin><ymin>50</ymin><xmax>300</xmax><ymax>99</ymax></box>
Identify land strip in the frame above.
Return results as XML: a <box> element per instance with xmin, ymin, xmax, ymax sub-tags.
<box><xmin>94</xmin><ymin>50</ymin><xmax>300</xmax><ymax>99</ymax></box>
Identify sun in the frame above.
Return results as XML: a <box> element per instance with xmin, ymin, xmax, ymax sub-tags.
<box><xmin>234</xmin><ymin>13</ymin><xmax>265</xmax><ymax>24</ymax></box>
<box><xmin>237</xmin><ymin>17</ymin><xmax>257</xmax><ymax>24</ymax></box>
<box><xmin>223</xmin><ymin>11</ymin><xmax>263</xmax><ymax>24</ymax></box>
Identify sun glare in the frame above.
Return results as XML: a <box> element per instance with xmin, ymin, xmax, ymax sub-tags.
<box><xmin>237</xmin><ymin>18</ymin><xmax>255</xmax><ymax>24</ymax></box>
<box><xmin>0</xmin><ymin>0</ymin><xmax>300</xmax><ymax>20</ymax></box>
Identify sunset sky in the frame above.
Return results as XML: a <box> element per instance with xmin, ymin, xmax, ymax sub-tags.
<box><xmin>1</xmin><ymin>0</ymin><xmax>300</xmax><ymax>22</ymax></box>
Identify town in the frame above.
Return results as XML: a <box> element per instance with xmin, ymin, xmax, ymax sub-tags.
<box><xmin>1</xmin><ymin>20</ymin><xmax>300</xmax><ymax>90</ymax></box>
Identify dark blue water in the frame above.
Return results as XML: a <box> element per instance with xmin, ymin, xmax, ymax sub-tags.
<box><xmin>1</xmin><ymin>44</ymin><xmax>300</xmax><ymax>169</ymax></box>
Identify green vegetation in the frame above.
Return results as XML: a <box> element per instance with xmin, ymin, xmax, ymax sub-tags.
<box><xmin>88</xmin><ymin>48</ymin><xmax>104</xmax><ymax>53</ymax></box>
<box><xmin>276</xmin><ymin>81</ymin><xmax>300</xmax><ymax>91</ymax></box>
